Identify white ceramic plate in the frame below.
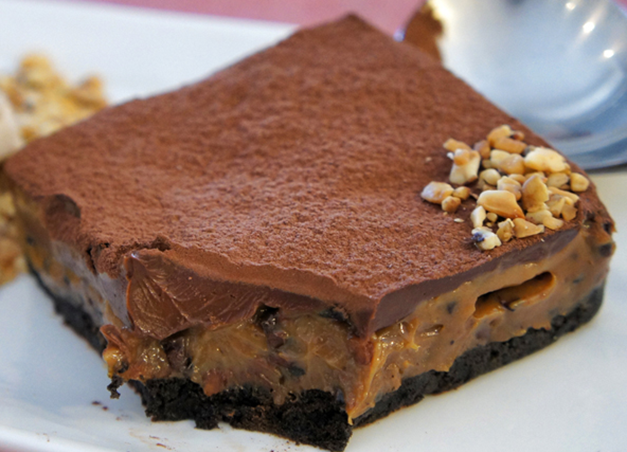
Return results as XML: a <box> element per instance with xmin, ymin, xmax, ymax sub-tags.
<box><xmin>1</xmin><ymin>1</ymin><xmax>626</xmax><ymax>451</ymax></box>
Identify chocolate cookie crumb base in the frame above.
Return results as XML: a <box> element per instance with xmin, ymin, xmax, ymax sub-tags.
<box><xmin>354</xmin><ymin>284</ymin><xmax>604</xmax><ymax>428</ymax></box>
<box><xmin>132</xmin><ymin>380</ymin><xmax>351</xmax><ymax>451</ymax></box>
<box><xmin>29</xmin><ymin>264</ymin><xmax>107</xmax><ymax>352</ymax></box>
<box><xmin>29</xmin><ymin>266</ymin><xmax>603</xmax><ymax>451</ymax></box>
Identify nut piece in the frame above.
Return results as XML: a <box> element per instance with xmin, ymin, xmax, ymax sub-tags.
<box><xmin>561</xmin><ymin>202</ymin><xmax>577</xmax><ymax>221</ymax></box>
<box><xmin>496</xmin><ymin>153</ymin><xmax>526</xmax><ymax>175</ymax></box>
<box><xmin>471</xmin><ymin>206</ymin><xmax>487</xmax><ymax>228</ymax></box>
<box><xmin>474</xmin><ymin>139</ymin><xmax>491</xmax><ymax>159</ymax></box>
<box><xmin>490</xmin><ymin>149</ymin><xmax>510</xmax><ymax>167</ymax></box>
<box><xmin>525</xmin><ymin>209</ymin><xmax>551</xmax><ymax>224</ymax></box>
<box><xmin>444</xmin><ymin>138</ymin><xmax>472</xmax><ymax>152</ymax></box>
<box><xmin>487</xmin><ymin>125</ymin><xmax>513</xmax><ymax>146</ymax></box>
<box><xmin>511</xmin><ymin>130</ymin><xmax>525</xmax><ymax>141</ymax></box>
<box><xmin>472</xmin><ymin>227</ymin><xmax>502</xmax><ymax>250</ymax></box>
<box><xmin>570</xmin><ymin>173</ymin><xmax>590</xmax><ymax>192</ymax></box>
<box><xmin>0</xmin><ymin>92</ymin><xmax>23</xmax><ymax>159</ymax></box>
<box><xmin>492</xmin><ymin>137</ymin><xmax>527</xmax><ymax>154</ymax></box>
<box><xmin>524</xmin><ymin>147</ymin><xmax>568</xmax><ymax>173</ymax></box>
<box><xmin>453</xmin><ymin>186</ymin><xmax>471</xmax><ymax>200</ymax></box>
<box><xmin>441</xmin><ymin>196</ymin><xmax>461</xmax><ymax>213</ymax></box>
<box><xmin>449</xmin><ymin>150</ymin><xmax>481</xmax><ymax>185</ymax></box>
<box><xmin>548</xmin><ymin>186</ymin><xmax>579</xmax><ymax>203</ymax></box>
<box><xmin>497</xmin><ymin>176</ymin><xmax>522</xmax><ymax>201</ymax></box>
<box><xmin>524</xmin><ymin>171</ymin><xmax>547</xmax><ymax>181</ymax></box>
<box><xmin>480</xmin><ymin>183</ymin><xmax>496</xmax><ymax>192</ymax></box>
<box><xmin>496</xmin><ymin>219</ymin><xmax>515</xmax><ymax>243</ymax></box>
<box><xmin>513</xmin><ymin>218</ymin><xmax>545</xmax><ymax>238</ymax></box>
<box><xmin>522</xmin><ymin>174</ymin><xmax>549</xmax><ymax>211</ymax></box>
<box><xmin>546</xmin><ymin>195</ymin><xmax>566</xmax><ymax>218</ymax></box>
<box><xmin>543</xmin><ymin>215</ymin><xmax>564</xmax><ymax>230</ymax></box>
<box><xmin>546</xmin><ymin>172</ymin><xmax>570</xmax><ymax>188</ymax></box>
<box><xmin>477</xmin><ymin>190</ymin><xmax>524</xmax><ymax>219</ymax></box>
<box><xmin>486</xmin><ymin>212</ymin><xmax>498</xmax><ymax>223</ymax></box>
<box><xmin>421</xmin><ymin>181</ymin><xmax>454</xmax><ymax>204</ymax></box>
<box><xmin>479</xmin><ymin>168</ymin><xmax>501</xmax><ymax>186</ymax></box>
<box><xmin>525</xmin><ymin>209</ymin><xmax>564</xmax><ymax>230</ymax></box>
<box><xmin>450</xmin><ymin>148</ymin><xmax>471</xmax><ymax>166</ymax></box>
<box><xmin>509</xmin><ymin>174</ymin><xmax>527</xmax><ymax>185</ymax></box>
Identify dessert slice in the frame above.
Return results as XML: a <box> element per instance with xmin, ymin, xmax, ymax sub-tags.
<box><xmin>3</xmin><ymin>16</ymin><xmax>613</xmax><ymax>451</ymax></box>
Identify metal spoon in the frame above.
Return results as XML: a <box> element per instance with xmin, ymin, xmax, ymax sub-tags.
<box><xmin>402</xmin><ymin>0</ymin><xmax>627</xmax><ymax>169</ymax></box>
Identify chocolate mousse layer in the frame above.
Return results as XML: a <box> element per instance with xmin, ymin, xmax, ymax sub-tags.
<box><xmin>4</xmin><ymin>16</ymin><xmax>612</xmax><ymax>340</ymax></box>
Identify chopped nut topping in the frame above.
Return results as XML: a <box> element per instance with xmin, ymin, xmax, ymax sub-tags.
<box><xmin>420</xmin><ymin>124</ymin><xmax>589</xmax><ymax>251</ymax></box>
<box><xmin>570</xmin><ymin>173</ymin><xmax>590</xmax><ymax>192</ymax></box>
<box><xmin>421</xmin><ymin>181</ymin><xmax>454</xmax><ymax>204</ymax></box>
<box><xmin>441</xmin><ymin>196</ymin><xmax>461</xmax><ymax>213</ymax></box>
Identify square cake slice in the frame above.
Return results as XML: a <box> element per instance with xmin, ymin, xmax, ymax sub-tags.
<box><xmin>3</xmin><ymin>15</ymin><xmax>614</xmax><ymax>451</ymax></box>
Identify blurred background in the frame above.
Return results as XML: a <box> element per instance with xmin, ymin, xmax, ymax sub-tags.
<box><xmin>68</xmin><ymin>0</ymin><xmax>427</xmax><ymax>33</ymax></box>
<box><xmin>69</xmin><ymin>0</ymin><xmax>627</xmax><ymax>33</ymax></box>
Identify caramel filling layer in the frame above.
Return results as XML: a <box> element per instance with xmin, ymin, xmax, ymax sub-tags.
<box><xmin>102</xmin><ymin>229</ymin><xmax>609</xmax><ymax>420</ymax></box>
<box><xmin>13</xmin><ymin>188</ymin><xmax>612</xmax><ymax>421</ymax></box>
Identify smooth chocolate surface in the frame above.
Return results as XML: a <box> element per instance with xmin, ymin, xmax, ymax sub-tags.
<box><xmin>4</xmin><ymin>16</ymin><xmax>612</xmax><ymax>338</ymax></box>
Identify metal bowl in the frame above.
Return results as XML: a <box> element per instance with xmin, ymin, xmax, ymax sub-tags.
<box><xmin>403</xmin><ymin>0</ymin><xmax>627</xmax><ymax>169</ymax></box>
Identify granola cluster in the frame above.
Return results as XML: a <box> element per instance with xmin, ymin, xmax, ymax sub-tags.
<box><xmin>0</xmin><ymin>54</ymin><xmax>107</xmax><ymax>284</ymax></box>
<box><xmin>0</xmin><ymin>54</ymin><xmax>106</xmax><ymax>147</ymax></box>
<box><xmin>421</xmin><ymin>125</ymin><xmax>589</xmax><ymax>251</ymax></box>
